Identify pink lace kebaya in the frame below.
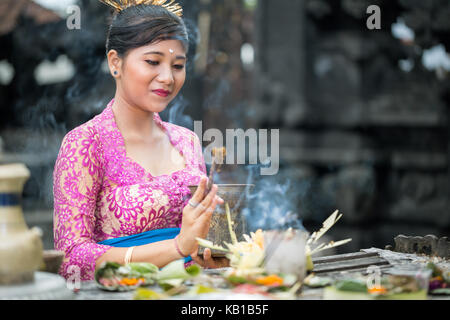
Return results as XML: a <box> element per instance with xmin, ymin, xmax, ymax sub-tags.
<box><xmin>53</xmin><ymin>99</ymin><xmax>206</xmax><ymax>280</ymax></box>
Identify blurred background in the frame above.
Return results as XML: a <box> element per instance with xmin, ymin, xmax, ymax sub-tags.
<box><xmin>0</xmin><ymin>0</ymin><xmax>449</xmax><ymax>253</ymax></box>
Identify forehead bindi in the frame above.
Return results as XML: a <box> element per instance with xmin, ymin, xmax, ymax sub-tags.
<box><xmin>143</xmin><ymin>51</ymin><xmax>186</xmax><ymax>60</ymax></box>
<box><xmin>141</xmin><ymin>41</ymin><xmax>186</xmax><ymax>59</ymax></box>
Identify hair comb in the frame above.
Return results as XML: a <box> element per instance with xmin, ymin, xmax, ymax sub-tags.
<box><xmin>99</xmin><ymin>0</ymin><xmax>183</xmax><ymax>17</ymax></box>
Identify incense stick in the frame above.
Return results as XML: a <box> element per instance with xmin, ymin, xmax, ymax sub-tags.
<box><xmin>260</xmin><ymin>231</ymin><xmax>284</xmax><ymax>267</ymax></box>
<box><xmin>206</xmin><ymin>147</ymin><xmax>226</xmax><ymax>194</ymax></box>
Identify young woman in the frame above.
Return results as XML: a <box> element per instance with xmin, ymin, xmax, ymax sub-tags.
<box><xmin>53</xmin><ymin>0</ymin><xmax>228</xmax><ymax>281</ymax></box>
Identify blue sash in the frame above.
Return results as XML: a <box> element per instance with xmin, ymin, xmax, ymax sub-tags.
<box><xmin>98</xmin><ymin>228</ymin><xmax>192</xmax><ymax>263</ymax></box>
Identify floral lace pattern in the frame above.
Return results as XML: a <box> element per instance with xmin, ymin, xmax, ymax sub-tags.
<box><xmin>53</xmin><ymin>100</ymin><xmax>206</xmax><ymax>280</ymax></box>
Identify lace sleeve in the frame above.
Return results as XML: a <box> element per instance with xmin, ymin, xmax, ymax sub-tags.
<box><xmin>53</xmin><ymin>126</ymin><xmax>111</xmax><ymax>281</ymax></box>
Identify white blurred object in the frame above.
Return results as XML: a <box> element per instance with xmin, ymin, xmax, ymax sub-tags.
<box><xmin>0</xmin><ymin>60</ymin><xmax>15</xmax><ymax>85</ymax></box>
<box><xmin>399</xmin><ymin>59</ymin><xmax>415</xmax><ymax>72</ymax></box>
<box><xmin>32</xmin><ymin>0</ymin><xmax>77</xmax><ymax>16</ymax></box>
<box><xmin>264</xmin><ymin>229</ymin><xmax>309</xmax><ymax>283</ymax></box>
<box><xmin>241</xmin><ymin>43</ymin><xmax>255</xmax><ymax>70</ymax></box>
<box><xmin>34</xmin><ymin>54</ymin><xmax>75</xmax><ymax>85</ymax></box>
<box><xmin>422</xmin><ymin>44</ymin><xmax>450</xmax><ymax>72</ymax></box>
<box><xmin>391</xmin><ymin>18</ymin><xmax>415</xmax><ymax>42</ymax></box>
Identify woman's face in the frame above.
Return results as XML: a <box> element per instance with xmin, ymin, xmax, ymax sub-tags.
<box><xmin>110</xmin><ymin>39</ymin><xmax>187</xmax><ymax>113</ymax></box>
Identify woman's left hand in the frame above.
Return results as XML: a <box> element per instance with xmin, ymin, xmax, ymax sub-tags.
<box><xmin>191</xmin><ymin>248</ymin><xmax>230</xmax><ymax>269</ymax></box>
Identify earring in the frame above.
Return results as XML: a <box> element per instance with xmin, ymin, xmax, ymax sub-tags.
<box><xmin>114</xmin><ymin>71</ymin><xmax>118</xmax><ymax>75</ymax></box>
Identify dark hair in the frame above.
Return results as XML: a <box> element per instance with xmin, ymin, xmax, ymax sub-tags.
<box><xmin>106</xmin><ymin>4</ymin><xmax>189</xmax><ymax>58</ymax></box>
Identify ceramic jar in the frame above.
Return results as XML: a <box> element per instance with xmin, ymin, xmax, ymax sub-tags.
<box><xmin>0</xmin><ymin>163</ymin><xmax>43</xmax><ymax>285</ymax></box>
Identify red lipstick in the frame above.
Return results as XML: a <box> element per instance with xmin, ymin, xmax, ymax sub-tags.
<box><xmin>153</xmin><ymin>89</ymin><xmax>170</xmax><ymax>97</ymax></box>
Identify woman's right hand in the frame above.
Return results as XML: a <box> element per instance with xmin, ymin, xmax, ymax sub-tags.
<box><xmin>177</xmin><ymin>177</ymin><xmax>223</xmax><ymax>256</ymax></box>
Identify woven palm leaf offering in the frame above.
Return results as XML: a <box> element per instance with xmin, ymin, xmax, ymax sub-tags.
<box><xmin>195</xmin><ymin>208</ymin><xmax>352</xmax><ymax>299</ymax></box>
<box><xmin>322</xmin><ymin>268</ymin><xmax>431</xmax><ymax>300</ymax></box>
<box><xmin>95</xmin><ymin>260</ymin><xmax>202</xmax><ymax>292</ymax></box>
<box><xmin>305</xmin><ymin>210</ymin><xmax>352</xmax><ymax>271</ymax></box>
<box><xmin>130</xmin><ymin>210</ymin><xmax>352</xmax><ymax>299</ymax></box>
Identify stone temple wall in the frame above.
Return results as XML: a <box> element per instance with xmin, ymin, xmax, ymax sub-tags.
<box><xmin>249</xmin><ymin>0</ymin><xmax>450</xmax><ymax>252</ymax></box>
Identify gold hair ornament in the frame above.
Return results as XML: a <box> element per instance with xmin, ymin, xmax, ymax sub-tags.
<box><xmin>99</xmin><ymin>0</ymin><xmax>183</xmax><ymax>17</ymax></box>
